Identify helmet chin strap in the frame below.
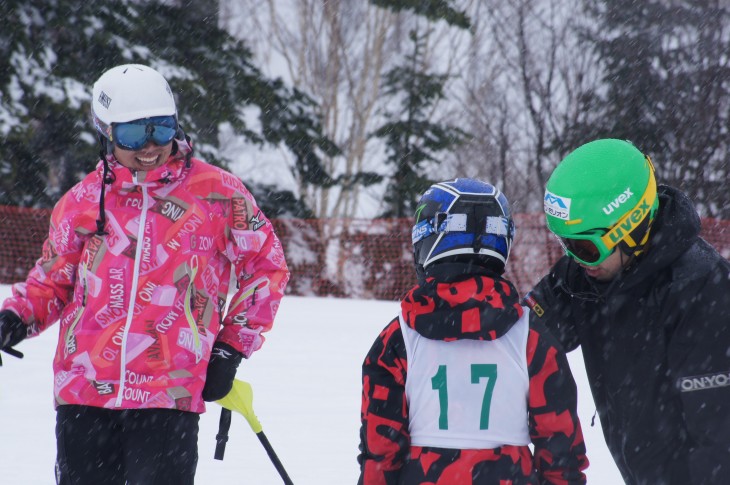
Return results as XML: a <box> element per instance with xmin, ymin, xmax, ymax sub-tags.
<box><xmin>95</xmin><ymin>135</ymin><xmax>116</xmax><ymax>236</ymax></box>
<box><xmin>414</xmin><ymin>261</ymin><xmax>426</xmax><ymax>284</ymax></box>
<box><xmin>171</xmin><ymin>124</ymin><xmax>193</xmax><ymax>168</ymax></box>
<box><xmin>98</xmin><ymin>134</ymin><xmax>113</xmax><ymax>156</ymax></box>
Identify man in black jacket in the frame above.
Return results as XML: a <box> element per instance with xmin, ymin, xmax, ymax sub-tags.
<box><xmin>526</xmin><ymin>138</ymin><xmax>730</xmax><ymax>484</ymax></box>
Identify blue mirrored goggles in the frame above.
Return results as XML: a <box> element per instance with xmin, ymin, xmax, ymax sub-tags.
<box><xmin>112</xmin><ymin>116</ymin><xmax>178</xmax><ymax>150</ymax></box>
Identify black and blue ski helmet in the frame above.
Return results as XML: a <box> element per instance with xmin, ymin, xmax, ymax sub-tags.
<box><xmin>412</xmin><ymin>178</ymin><xmax>515</xmax><ymax>274</ymax></box>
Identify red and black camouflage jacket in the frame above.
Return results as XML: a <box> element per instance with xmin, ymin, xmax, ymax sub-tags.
<box><xmin>358</xmin><ymin>263</ymin><xmax>588</xmax><ymax>485</ymax></box>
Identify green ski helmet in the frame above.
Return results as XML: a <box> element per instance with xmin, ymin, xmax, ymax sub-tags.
<box><xmin>543</xmin><ymin>139</ymin><xmax>659</xmax><ymax>266</ymax></box>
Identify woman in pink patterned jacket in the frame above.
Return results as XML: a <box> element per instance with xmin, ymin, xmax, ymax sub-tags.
<box><xmin>0</xmin><ymin>64</ymin><xmax>289</xmax><ymax>484</ymax></box>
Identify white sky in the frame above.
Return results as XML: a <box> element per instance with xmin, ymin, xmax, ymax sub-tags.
<box><xmin>0</xmin><ymin>288</ymin><xmax>622</xmax><ymax>484</ymax></box>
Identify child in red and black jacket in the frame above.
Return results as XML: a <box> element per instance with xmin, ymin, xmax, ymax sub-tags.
<box><xmin>358</xmin><ymin>179</ymin><xmax>588</xmax><ymax>485</ymax></box>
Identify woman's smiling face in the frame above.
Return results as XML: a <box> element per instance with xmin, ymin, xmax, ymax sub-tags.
<box><xmin>113</xmin><ymin>141</ymin><xmax>173</xmax><ymax>172</ymax></box>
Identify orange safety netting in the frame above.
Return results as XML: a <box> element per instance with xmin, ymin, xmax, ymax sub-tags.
<box><xmin>1</xmin><ymin>206</ymin><xmax>728</xmax><ymax>300</ymax></box>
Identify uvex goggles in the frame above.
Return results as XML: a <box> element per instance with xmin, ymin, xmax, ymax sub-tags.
<box><xmin>112</xmin><ymin>116</ymin><xmax>177</xmax><ymax>150</ymax></box>
<box><xmin>557</xmin><ymin>173</ymin><xmax>657</xmax><ymax>266</ymax></box>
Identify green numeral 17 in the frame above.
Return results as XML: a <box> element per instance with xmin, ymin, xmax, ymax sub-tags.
<box><xmin>430</xmin><ymin>364</ymin><xmax>498</xmax><ymax>430</ymax></box>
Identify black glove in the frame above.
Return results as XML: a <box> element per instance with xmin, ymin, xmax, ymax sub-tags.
<box><xmin>0</xmin><ymin>310</ymin><xmax>27</xmax><ymax>351</ymax></box>
<box><xmin>0</xmin><ymin>310</ymin><xmax>27</xmax><ymax>364</ymax></box>
<box><xmin>202</xmin><ymin>342</ymin><xmax>243</xmax><ymax>402</ymax></box>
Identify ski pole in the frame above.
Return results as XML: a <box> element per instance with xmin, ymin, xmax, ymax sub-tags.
<box><xmin>216</xmin><ymin>379</ymin><xmax>294</xmax><ymax>485</ymax></box>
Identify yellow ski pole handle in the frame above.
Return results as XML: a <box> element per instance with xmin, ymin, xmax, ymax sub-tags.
<box><xmin>216</xmin><ymin>379</ymin><xmax>262</xmax><ymax>433</ymax></box>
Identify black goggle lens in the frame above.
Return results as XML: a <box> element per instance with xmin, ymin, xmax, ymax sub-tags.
<box><xmin>560</xmin><ymin>237</ymin><xmax>602</xmax><ymax>264</ymax></box>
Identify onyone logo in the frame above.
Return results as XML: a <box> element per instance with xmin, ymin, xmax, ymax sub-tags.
<box><xmin>679</xmin><ymin>371</ymin><xmax>730</xmax><ymax>392</ymax></box>
<box><xmin>544</xmin><ymin>191</ymin><xmax>571</xmax><ymax>220</ymax></box>
<box><xmin>602</xmin><ymin>188</ymin><xmax>633</xmax><ymax>215</ymax></box>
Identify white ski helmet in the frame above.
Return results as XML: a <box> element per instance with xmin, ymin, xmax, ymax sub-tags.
<box><xmin>91</xmin><ymin>64</ymin><xmax>177</xmax><ymax>142</ymax></box>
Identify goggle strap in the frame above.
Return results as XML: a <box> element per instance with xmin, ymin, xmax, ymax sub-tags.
<box><xmin>619</xmin><ymin>208</ymin><xmax>655</xmax><ymax>255</ymax></box>
<box><xmin>412</xmin><ymin>219</ymin><xmax>434</xmax><ymax>244</ymax></box>
<box><xmin>436</xmin><ymin>213</ymin><xmax>467</xmax><ymax>233</ymax></box>
<box><xmin>633</xmin><ymin>224</ymin><xmax>653</xmax><ymax>257</ymax></box>
<box><xmin>639</xmin><ymin>225</ymin><xmax>652</xmax><ymax>245</ymax></box>
<box><xmin>600</xmin><ymin>171</ymin><xmax>657</xmax><ymax>250</ymax></box>
<box><xmin>485</xmin><ymin>216</ymin><xmax>510</xmax><ymax>237</ymax></box>
<box><xmin>623</xmin><ymin>233</ymin><xmax>638</xmax><ymax>248</ymax></box>
<box><xmin>411</xmin><ymin>213</ymin><xmax>510</xmax><ymax>245</ymax></box>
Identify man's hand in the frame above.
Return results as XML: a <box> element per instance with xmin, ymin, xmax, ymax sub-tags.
<box><xmin>202</xmin><ymin>342</ymin><xmax>243</xmax><ymax>402</ymax></box>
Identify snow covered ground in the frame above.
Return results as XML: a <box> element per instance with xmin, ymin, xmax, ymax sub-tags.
<box><xmin>0</xmin><ymin>287</ymin><xmax>623</xmax><ymax>484</ymax></box>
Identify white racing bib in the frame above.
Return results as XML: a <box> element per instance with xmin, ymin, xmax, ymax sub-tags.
<box><xmin>400</xmin><ymin>309</ymin><xmax>531</xmax><ymax>449</ymax></box>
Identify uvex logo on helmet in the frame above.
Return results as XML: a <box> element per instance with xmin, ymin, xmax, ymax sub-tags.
<box><xmin>602</xmin><ymin>188</ymin><xmax>633</xmax><ymax>215</ymax></box>
<box><xmin>602</xmin><ymin>193</ymin><xmax>652</xmax><ymax>245</ymax></box>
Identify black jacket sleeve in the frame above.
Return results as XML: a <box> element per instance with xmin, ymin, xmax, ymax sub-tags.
<box><xmin>666</xmin><ymin>242</ymin><xmax>730</xmax><ymax>482</ymax></box>
<box><xmin>527</xmin><ymin>319</ymin><xmax>589</xmax><ymax>484</ymax></box>
<box><xmin>358</xmin><ymin>318</ymin><xmax>409</xmax><ymax>485</ymax></box>
<box><xmin>525</xmin><ymin>258</ymin><xmax>582</xmax><ymax>353</ymax></box>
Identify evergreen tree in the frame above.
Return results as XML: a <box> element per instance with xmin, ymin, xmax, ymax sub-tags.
<box><xmin>0</xmin><ymin>0</ymin><xmax>339</xmax><ymax>216</ymax></box>
<box><xmin>369</xmin><ymin>0</ymin><xmax>470</xmax><ymax>217</ymax></box>
<box><xmin>567</xmin><ymin>0</ymin><xmax>730</xmax><ymax>217</ymax></box>
<box><xmin>370</xmin><ymin>0</ymin><xmax>471</xmax><ymax>29</ymax></box>
<box><xmin>370</xmin><ymin>20</ymin><xmax>469</xmax><ymax>217</ymax></box>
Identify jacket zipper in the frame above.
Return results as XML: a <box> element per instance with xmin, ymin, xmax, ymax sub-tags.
<box><xmin>115</xmin><ymin>174</ymin><xmax>148</xmax><ymax>407</ymax></box>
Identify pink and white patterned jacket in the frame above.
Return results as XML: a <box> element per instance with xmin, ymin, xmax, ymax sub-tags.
<box><xmin>3</xmin><ymin>147</ymin><xmax>289</xmax><ymax>413</ymax></box>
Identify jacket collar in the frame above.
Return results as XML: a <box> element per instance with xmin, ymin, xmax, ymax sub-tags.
<box><xmin>95</xmin><ymin>153</ymin><xmax>189</xmax><ymax>192</ymax></box>
<box><xmin>401</xmin><ymin>262</ymin><xmax>524</xmax><ymax>341</ymax></box>
<box><xmin>95</xmin><ymin>135</ymin><xmax>194</xmax><ymax>191</ymax></box>
<box><xmin>611</xmin><ymin>185</ymin><xmax>700</xmax><ymax>292</ymax></box>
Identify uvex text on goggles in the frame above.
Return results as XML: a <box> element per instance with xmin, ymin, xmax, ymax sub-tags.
<box><xmin>557</xmin><ymin>173</ymin><xmax>657</xmax><ymax>266</ymax></box>
<box><xmin>112</xmin><ymin>116</ymin><xmax>178</xmax><ymax>150</ymax></box>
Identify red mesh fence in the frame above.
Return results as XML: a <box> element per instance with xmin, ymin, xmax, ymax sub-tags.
<box><xmin>0</xmin><ymin>206</ymin><xmax>54</xmax><ymax>284</ymax></box>
<box><xmin>1</xmin><ymin>205</ymin><xmax>729</xmax><ymax>300</ymax></box>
